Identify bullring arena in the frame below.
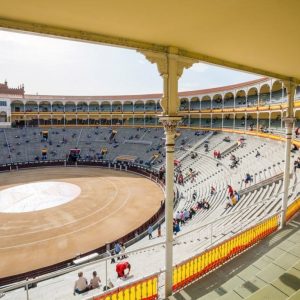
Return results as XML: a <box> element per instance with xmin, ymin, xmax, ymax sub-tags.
<box><xmin>0</xmin><ymin>167</ymin><xmax>162</xmax><ymax>278</ymax></box>
<box><xmin>0</xmin><ymin>2</ymin><xmax>300</xmax><ymax>297</ymax></box>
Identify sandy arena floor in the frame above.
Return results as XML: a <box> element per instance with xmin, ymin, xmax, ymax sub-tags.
<box><xmin>0</xmin><ymin>167</ymin><xmax>163</xmax><ymax>278</ymax></box>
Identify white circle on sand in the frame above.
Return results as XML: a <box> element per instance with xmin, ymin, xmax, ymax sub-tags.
<box><xmin>0</xmin><ymin>181</ymin><xmax>81</xmax><ymax>213</ymax></box>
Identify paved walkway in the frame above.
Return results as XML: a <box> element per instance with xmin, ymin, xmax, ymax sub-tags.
<box><xmin>170</xmin><ymin>214</ymin><xmax>300</xmax><ymax>300</ymax></box>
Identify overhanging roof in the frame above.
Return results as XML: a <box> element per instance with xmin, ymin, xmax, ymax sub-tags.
<box><xmin>0</xmin><ymin>0</ymin><xmax>299</xmax><ymax>83</ymax></box>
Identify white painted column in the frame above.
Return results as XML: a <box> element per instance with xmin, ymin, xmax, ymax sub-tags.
<box><xmin>280</xmin><ymin>81</ymin><xmax>296</xmax><ymax>228</ymax></box>
<box><xmin>140</xmin><ymin>47</ymin><xmax>196</xmax><ymax>297</ymax></box>
<box><xmin>160</xmin><ymin>116</ymin><xmax>180</xmax><ymax>296</ymax></box>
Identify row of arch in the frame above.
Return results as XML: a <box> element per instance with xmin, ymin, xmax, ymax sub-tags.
<box><xmin>8</xmin><ymin>81</ymin><xmax>300</xmax><ymax>113</ymax></box>
<box><xmin>10</xmin><ymin>100</ymin><xmax>161</xmax><ymax>113</ymax></box>
<box><xmin>10</xmin><ymin>110</ymin><xmax>300</xmax><ymax>128</ymax></box>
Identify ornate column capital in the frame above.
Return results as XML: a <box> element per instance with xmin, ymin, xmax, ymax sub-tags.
<box><xmin>159</xmin><ymin>116</ymin><xmax>181</xmax><ymax>134</ymax></box>
<box><xmin>282</xmin><ymin>117</ymin><xmax>295</xmax><ymax>126</ymax></box>
<box><xmin>138</xmin><ymin>48</ymin><xmax>197</xmax><ymax>116</ymax></box>
<box><xmin>139</xmin><ymin>50</ymin><xmax>168</xmax><ymax>75</ymax></box>
<box><xmin>138</xmin><ymin>48</ymin><xmax>197</xmax><ymax>77</ymax></box>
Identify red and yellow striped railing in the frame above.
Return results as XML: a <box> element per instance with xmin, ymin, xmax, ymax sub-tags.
<box><xmin>172</xmin><ymin>215</ymin><xmax>279</xmax><ymax>291</ymax></box>
<box><xmin>286</xmin><ymin>197</ymin><xmax>300</xmax><ymax>221</ymax></box>
<box><xmin>91</xmin><ymin>274</ymin><xmax>158</xmax><ymax>300</ymax></box>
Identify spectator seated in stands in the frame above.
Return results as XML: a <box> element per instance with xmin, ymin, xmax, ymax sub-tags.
<box><xmin>116</xmin><ymin>261</ymin><xmax>131</xmax><ymax>279</ymax></box>
<box><xmin>189</xmin><ymin>207</ymin><xmax>196</xmax><ymax>218</ymax></box>
<box><xmin>203</xmin><ymin>200</ymin><xmax>210</xmax><ymax>209</ymax></box>
<box><xmin>291</xmin><ymin>143</ymin><xmax>299</xmax><ymax>153</ymax></box>
<box><xmin>89</xmin><ymin>271</ymin><xmax>101</xmax><ymax>290</ymax></box>
<box><xmin>223</xmin><ymin>136</ymin><xmax>231</xmax><ymax>142</ymax></box>
<box><xmin>192</xmin><ymin>190</ymin><xmax>197</xmax><ymax>200</ymax></box>
<box><xmin>210</xmin><ymin>186</ymin><xmax>216</xmax><ymax>195</ymax></box>
<box><xmin>73</xmin><ymin>272</ymin><xmax>89</xmax><ymax>295</ymax></box>
<box><xmin>191</xmin><ymin>151</ymin><xmax>197</xmax><ymax>159</ymax></box>
<box><xmin>255</xmin><ymin>150</ymin><xmax>261</xmax><ymax>157</ymax></box>
<box><xmin>294</xmin><ymin>158</ymin><xmax>300</xmax><ymax>172</ymax></box>
<box><xmin>245</xmin><ymin>173</ymin><xmax>253</xmax><ymax>185</ymax></box>
<box><xmin>234</xmin><ymin>190</ymin><xmax>240</xmax><ymax>202</ymax></box>
<box><xmin>230</xmin><ymin>155</ymin><xmax>239</xmax><ymax>168</ymax></box>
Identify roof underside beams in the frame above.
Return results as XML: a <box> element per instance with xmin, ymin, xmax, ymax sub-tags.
<box><xmin>0</xmin><ymin>16</ymin><xmax>299</xmax><ymax>85</ymax></box>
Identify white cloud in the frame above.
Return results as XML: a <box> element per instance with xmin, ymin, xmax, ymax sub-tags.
<box><xmin>0</xmin><ymin>29</ymin><xmax>261</xmax><ymax>95</ymax></box>
<box><xmin>189</xmin><ymin>63</ymin><xmax>209</xmax><ymax>73</ymax></box>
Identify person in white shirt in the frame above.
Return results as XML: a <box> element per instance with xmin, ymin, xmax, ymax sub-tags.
<box><xmin>73</xmin><ymin>272</ymin><xmax>89</xmax><ymax>295</ymax></box>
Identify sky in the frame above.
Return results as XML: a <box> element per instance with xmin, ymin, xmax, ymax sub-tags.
<box><xmin>0</xmin><ymin>29</ymin><xmax>261</xmax><ymax>96</ymax></box>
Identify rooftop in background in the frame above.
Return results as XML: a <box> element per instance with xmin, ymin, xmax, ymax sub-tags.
<box><xmin>0</xmin><ymin>80</ymin><xmax>24</xmax><ymax>96</ymax></box>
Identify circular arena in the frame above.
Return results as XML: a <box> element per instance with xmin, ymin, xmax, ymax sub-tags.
<box><xmin>1</xmin><ymin>1</ymin><xmax>300</xmax><ymax>299</ymax></box>
<box><xmin>0</xmin><ymin>167</ymin><xmax>163</xmax><ymax>278</ymax></box>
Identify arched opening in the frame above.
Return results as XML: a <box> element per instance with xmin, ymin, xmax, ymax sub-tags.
<box><xmin>0</xmin><ymin>111</ymin><xmax>7</xmax><ymax>122</ymax></box>
<box><xmin>65</xmin><ymin>101</ymin><xmax>76</xmax><ymax>112</ymax></box>
<box><xmin>77</xmin><ymin>114</ymin><xmax>89</xmax><ymax>125</ymax></box>
<box><xmin>25</xmin><ymin>101</ymin><xmax>38</xmax><ymax>112</ymax></box>
<box><xmin>224</xmin><ymin>92</ymin><xmax>234</xmax><ymax>108</ymax></box>
<box><xmin>212</xmin><ymin>94</ymin><xmax>222</xmax><ymax>109</ymax></box>
<box><xmin>39</xmin><ymin>115</ymin><xmax>52</xmax><ymax>126</ymax></box>
<box><xmin>201</xmin><ymin>95</ymin><xmax>211</xmax><ymax>109</ymax></box>
<box><xmin>100</xmin><ymin>101</ymin><xmax>111</xmax><ymax>112</ymax></box>
<box><xmin>134</xmin><ymin>101</ymin><xmax>145</xmax><ymax>112</ymax></box>
<box><xmin>65</xmin><ymin>114</ymin><xmax>76</xmax><ymax>125</ymax></box>
<box><xmin>179</xmin><ymin>98</ymin><xmax>189</xmax><ymax>111</ymax></box>
<box><xmin>145</xmin><ymin>115</ymin><xmax>157</xmax><ymax>125</ymax></box>
<box><xmin>190</xmin><ymin>114</ymin><xmax>200</xmax><ymax>126</ymax></box>
<box><xmin>112</xmin><ymin>114</ymin><xmax>123</xmax><ymax>125</ymax></box>
<box><xmin>39</xmin><ymin>101</ymin><xmax>51</xmax><ymax>112</ymax></box>
<box><xmin>247</xmin><ymin>87</ymin><xmax>258</xmax><ymax>106</ymax></box>
<box><xmin>133</xmin><ymin>115</ymin><xmax>144</xmax><ymax>125</ymax></box>
<box><xmin>235</xmin><ymin>113</ymin><xmax>246</xmax><ymax>128</ymax></box>
<box><xmin>89</xmin><ymin>113</ymin><xmax>99</xmax><ymax>125</ymax></box>
<box><xmin>258</xmin><ymin>112</ymin><xmax>269</xmax><ymax>130</ymax></box>
<box><xmin>190</xmin><ymin>97</ymin><xmax>200</xmax><ymax>111</ymax></box>
<box><xmin>145</xmin><ymin>100</ymin><xmax>156</xmax><ymax>111</ymax></box>
<box><xmin>223</xmin><ymin>113</ymin><xmax>234</xmax><ymax>128</ymax></box>
<box><xmin>270</xmin><ymin>111</ymin><xmax>281</xmax><ymax>129</ymax></box>
<box><xmin>157</xmin><ymin>101</ymin><xmax>162</xmax><ymax>112</ymax></box>
<box><xmin>25</xmin><ymin>115</ymin><xmax>38</xmax><ymax>127</ymax></box>
<box><xmin>77</xmin><ymin>101</ymin><xmax>88</xmax><ymax>112</ymax></box>
<box><xmin>181</xmin><ymin>114</ymin><xmax>189</xmax><ymax>126</ymax></box>
<box><xmin>259</xmin><ymin>84</ymin><xmax>271</xmax><ymax>105</ymax></box>
<box><xmin>112</xmin><ymin>101</ymin><xmax>122</xmax><ymax>112</ymax></box>
<box><xmin>236</xmin><ymin>90</ymin><xmax>246</xmax><ymax>107</ymax></box>
<box><xmin>200</xmin><ymin>113</ymin><xmax>211</xmax><ymax>127</ymax></box>
<box><xmin>52</xmin><ymin>101</ymin><xmax>64</xmax><ymax>112</ymax></box>
<box><xmin>52</xmin><ymin>114</ymin><xmax>65</xmax><ymax>125</ymax></box>
<box><xmin>247</xmin><ymin>113</ymin><xmax>258</xmax><ymax>130</ymax></box>
<box><xmin>124</xmin><ymin>114</ymin><xmax>134</xmax><ymax>125</ymax></box>
<box><xmin>123</xmin><ymin>101</ymin><xmax>133</xmax><ymax>112</ymax></box>
<box><xmin>11</xmin><ymin>100</ymin><xmax>24</xmax><ymax>112</ymax></box>
<box><xmin>89</xmin><ymin>101</ymin><xmax>100</xmax><ymax>112</ymax></box>
<box><xmin>271</xmin><ymin>81</ymin><xmax>283</xmax><ymax>102</ymax></box>
<box><xmin>212</xmin><ymin>113</ymin><xmax>222</xmax><ymax>128</ymax></box>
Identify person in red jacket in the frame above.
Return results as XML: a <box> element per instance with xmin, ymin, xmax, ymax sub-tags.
<box><xmin>116</xmin><ymin>261</ymin><xmax>131</xmax><ymax>278</ymax></box>
<box><xmin>227</xmin><ymin>185</ymin><xmax>234</xmax><ymax>197</ymax></box>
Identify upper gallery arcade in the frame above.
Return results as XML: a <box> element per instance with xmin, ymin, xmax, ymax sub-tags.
<box><xmin>0</xmin><ymin>77</ymin><xmax>300</xmax><ymax>128</ymax></box>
